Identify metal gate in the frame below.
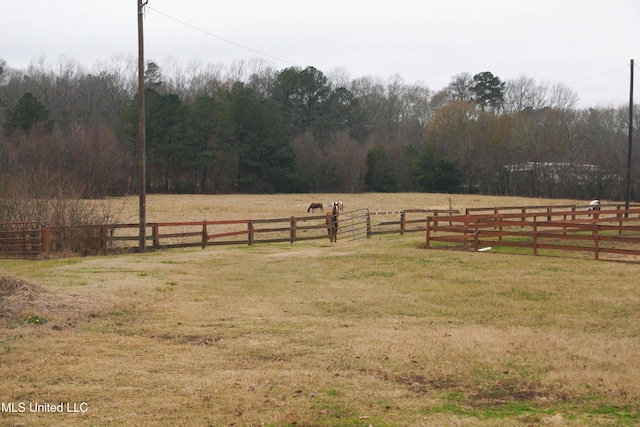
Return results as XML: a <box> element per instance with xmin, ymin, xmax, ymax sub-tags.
<box><xmin>336</xmin><ymin>208</ymin><xmax>371</xmax><ymax>242</ymax></box>
<box><xmin>0</xmin><ymin>222</ymin><xmax>44</xmax><ymax>259</ymax></box>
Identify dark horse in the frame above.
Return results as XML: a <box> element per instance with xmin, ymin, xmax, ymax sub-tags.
<box><xmin>326</xmin><ymin>202</ymin><xmax>339</xmax><ymax>242</ymax></box>
<box><xmin>308</xmin><ymin>203</ymin><xmax>323</xmax><ymax>213</ymax></box>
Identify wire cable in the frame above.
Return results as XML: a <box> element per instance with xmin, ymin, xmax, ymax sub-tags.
<box><xmin>567</xmin><ymin>64</ymin><xmax>630</xmax><ymax>86</ymax></box>
<box><xmin>147</xmin><ymin>7</ymin><xmax>300</xmax><ymax>67</ymax></box>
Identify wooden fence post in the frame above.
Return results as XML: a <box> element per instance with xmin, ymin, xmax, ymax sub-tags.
<box><xmin>400</xmin><ymin>211</ymin><xmax>405</xmax><ymax>235</ymax></box>
<box><xmin>248</xmin><ymin>220</ymin><xmax>254</xmax><ymax>245</ymax></box>
<box><xmin>43</xmin><ymin>223</ymin><xmax>49</xmax><ymax>255</ymax></box>
<box><xmin>474</xmin><ymin>228</ymin><xmax>479</xmax><ymax>252</ymax></box>
<box><xmin>40</xmin><ymin>223</ymin><xmax>49</xmax><ymax>254</ymax></box>
<box><xmin>290</xmin><ymin>217</ymin><xmax>296</xmax><ymax>243</ymax></box>
<box><xmin>617</xmin><ymin>209</ymin><xmax>623</xmax><ymax>235</ymax></box>
<box><xmin>426</xmin><ymin>217</ymin><xmax>431</xmax><ymax>248</ymax></box>
<box><xmin>593</xmin><ymin>223</ymin><xmax>599</xmax><ymax>260</ymax></box>
<box><xmin>152</xmin><ymin>224</ymin><xmax>159</xmax><ymax>248</ymax></box>
<box><xmin>100</xmin><ymin>225</ymin><xmax>107</xmax><ymax>253</ymax></box>
<box><xmin>533</xmin><ymin>221</ymin><xmax>538</xmax><ymax>256</ymax></box>
<box><xmin>202</xmin><ymin>220</ymin><xmax>207</xmax><ymax>249</ymax></box>
<box><xmin>471</xmin><ymin>218</ymin><xmax>479</xmax><ymax>250</ymax></box>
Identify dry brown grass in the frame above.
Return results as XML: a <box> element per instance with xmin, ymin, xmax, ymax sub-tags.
<box><xmin>107</xmin><ymin>192</ymin><xmax>585</xmax><ymax>223</ymax></box>
<box><xmin>1</xmin><ymin>193</ymin><xmax>639</xmax><ymax>426</ymax></box>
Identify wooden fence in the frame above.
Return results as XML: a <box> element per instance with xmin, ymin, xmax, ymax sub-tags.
<box><xmin>7</xmin><ymin>204</ymin><xmax>640</xmax><ymax>261</ymax></box>
<box><xmin>464</xmin><ymin>202</ymin><xmax>640</xmax><ymax>219</ymax></box>
<box><xmin>0</xmin><ymin>208</ymin><xmax>458</xmax><ymax>258</ymax></box>
<box><xmin>426</xmin><ymin>205</ymin><xmax>640</xmax><ymax>262</ymax></box>
<box><xmin>368</xmin><ymin>208</ymin><xmax>459</xmax><ymax>236</ymax></box>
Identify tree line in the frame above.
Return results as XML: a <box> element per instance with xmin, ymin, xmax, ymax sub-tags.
<box><xmin>0</xmin><ymin>56</ymin><xmax>637</xmax><ymax>201</ymax></box>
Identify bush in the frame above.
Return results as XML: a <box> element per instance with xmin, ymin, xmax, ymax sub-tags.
<box><xmin>0</xmin><ymin>171</ymin><xmax>120</xmax><ymax>226</ymax></box>
<box><xmin>0</xmin><ymin>172</ymin><xmax>123</xmax><ymax>256</ymax></box>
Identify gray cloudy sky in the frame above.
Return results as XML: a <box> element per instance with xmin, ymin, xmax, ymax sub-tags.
<box><xmin>2</xmin><ymin>0</ymin><xmax>639</xmax><ymax>108</ymax></box>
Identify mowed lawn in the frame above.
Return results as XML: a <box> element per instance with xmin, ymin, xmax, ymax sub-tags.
<box><xmin>1</xmin><ymin>193</ymin><xmax>639</xmax><ymax>426</ymax></box>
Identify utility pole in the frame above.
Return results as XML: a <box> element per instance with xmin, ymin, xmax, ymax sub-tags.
<box><xmin>625</xmin><ymin>59</ymin><xmax>634</xmax><ymax>215</ymax></box>
<box><xmin>137</xmin><ymin>0</ymin><xmax>147</xmax><ymax>251</ymax></box>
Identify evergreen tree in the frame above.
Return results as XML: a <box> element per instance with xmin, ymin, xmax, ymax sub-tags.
<box><xmin>188</xmin><ymin>95</ymin><xmax>235</xmax><ymax>193</ymax></box>
<box><xmin>144</xmin><ymin>89</ymin><xmax>190</xmax><ymax>192</ymax></box>
<box><xmin>272</xmin><ymin>66</ymin><xmax>330</xmax><ymax>132</ymax></box>
<box><xmin>364</xmin><ymin>144</ymin><xmax>398</xmax><ymax>192</ymax></box>
<box><xmin>3</xmin><ymin>92</ymin><xmax>52</xmax><ymax>135</ymax></box>
<box><xmin>227</xmin><ymin>83</ymin><xmax>299</xmax><ymax>193</ymax></box>
<box><xmin>410</xmin><ymin>143</ymin><xmax>462</xmax><ymax>193</ymax></box>
<box><xmin>471</xmin><ymin>71</ymin><xmax>505</xmax><ymax>112</ymax></box>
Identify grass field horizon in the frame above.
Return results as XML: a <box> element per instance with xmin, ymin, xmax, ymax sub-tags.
<box><xmin>1</xmin><ymin>193</ymin><xmax>639</xmax><ymax>426</ymax></box>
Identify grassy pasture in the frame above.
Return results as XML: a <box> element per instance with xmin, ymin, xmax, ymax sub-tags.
<box><xmin>1</xmin><ymin>193</ymin><xmax>639</xmax><ymax>426</ymax></box>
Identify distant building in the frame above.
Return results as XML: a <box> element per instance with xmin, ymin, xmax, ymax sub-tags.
<box><xmin>503</xmin><ymin>161</ymin><xmax>624</xmax><ymax>199</ymax></box>
<box><xmin>505</xmin><ymin>162</ymin><xmax>601</xmax><ymax>184</ymax></box>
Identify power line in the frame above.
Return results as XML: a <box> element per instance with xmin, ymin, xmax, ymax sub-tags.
<box><xmin>147</xmin><ymin>7</ymin><xmax>300</xmax><ymax>67</ymax></box>
<box><xmin>567</xmin><ymin>64</ymin><xmax>630</xmax><ymax>86</ymax></box>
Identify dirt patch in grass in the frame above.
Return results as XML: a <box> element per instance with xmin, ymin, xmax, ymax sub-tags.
<box><xmin>0</xmin><ymin>273</ymin><xmax>113</xmax><ymax>329</ymax></box>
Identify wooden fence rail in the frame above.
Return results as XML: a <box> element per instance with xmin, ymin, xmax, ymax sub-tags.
<box><xmin>426</xmin><ymin>206</ymin><xmax>640</xmax><ymax>262</ymax></box>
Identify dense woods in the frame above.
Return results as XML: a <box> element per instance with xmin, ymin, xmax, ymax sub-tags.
<box><xmin>0</xmin><ymin>56</ymin><xmax>637</xmax><ymax>202</ymax></box>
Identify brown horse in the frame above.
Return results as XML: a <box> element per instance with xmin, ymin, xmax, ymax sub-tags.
<box><xmin>326</xmin><ymin>202</ymin><xmax>339</xmax><ymax>242</ymax></box>
<box><xmin>308</xmin><ymin>203</ymin><xmax>323</xmax><ymax>213</ymax></box>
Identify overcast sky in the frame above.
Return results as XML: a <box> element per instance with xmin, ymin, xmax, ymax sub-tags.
<box><xmin>2</xmin><ymin>0</ymin><xmax>639</xmax><ymax>108</ymax></box>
